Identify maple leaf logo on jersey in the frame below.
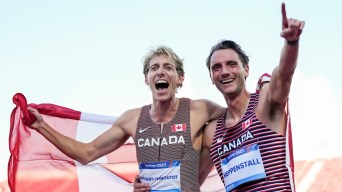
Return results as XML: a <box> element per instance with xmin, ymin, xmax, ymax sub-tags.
<box><xmin>242</xmin><ymin>118</ymin><xmax>252</xmax><ymax>130</ymax></box>
<box><xmin>171</xmin><ymin>123</ymin><xmax>187</xmax><ymax>132</ymax></box>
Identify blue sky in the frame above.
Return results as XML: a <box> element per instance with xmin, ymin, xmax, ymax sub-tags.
<box><xmin>1</xmin><ymin>0</ymin><xmax>342</xmax><ymax>181</ymax></box>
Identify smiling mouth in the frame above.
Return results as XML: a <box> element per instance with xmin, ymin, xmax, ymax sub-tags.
<box><xmin>155</xmin><ymin>80</ymin><xmax>169</xmax><ymax>90</ymax></box>
<box><xmin>221</xmin><ymin>79</ymin><xmax>234</xmax><ymax>84</ymax></box>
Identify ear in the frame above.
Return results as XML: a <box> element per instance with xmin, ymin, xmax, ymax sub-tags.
<box><xmin>209</xmin><ymin>71</ymin><xmax>214</xmax><ymax>84</ymax></box>
<box><xmin>145</xmin><ymin>75</ymin><xmax>149</xmax><ymax>85</ymax></box>
<box><xmin>177</xmin><ymin>75</ymin><xmax>184</xmax><ymax>85</ymax></box>
<box><xmin>243</xmin><ymin>64</ymin><xmax>249</xmax><ymax>79</ymax></box>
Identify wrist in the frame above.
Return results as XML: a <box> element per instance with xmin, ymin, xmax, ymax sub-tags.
<box><xmin>286</xmin><ymin>39</ymin><xmax>299</xmax><ymax>46</ymax></box>
<box><xmin>36</xmin><ymin>121</ymin><xmax>48</xmax><ymax>132</ymax></box>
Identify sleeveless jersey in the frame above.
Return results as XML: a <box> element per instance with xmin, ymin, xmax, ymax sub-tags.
<box><xmin>135</xmin><ymin>98</ymin><xmax>200</xmax><ymax>192</ymax></box>
<box><xmin>209</xmin><ymin>93</ymin><xmax>295</xmax><ymax>191</ymax></box>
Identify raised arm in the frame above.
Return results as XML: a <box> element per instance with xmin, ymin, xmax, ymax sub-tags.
<box><xmin>268</xmin><ymin>2</ymin><xmax>305</xmax><ymax>104</ymax></box>
<box><xmin>28</xmin><ymin>107</ymin><xmax>137</xmax><ymax>164</ymax></box>
<box><xmin>257</xmin><ymin>3</ymin><xmax>305</xmax><ymax>135</ymax></box>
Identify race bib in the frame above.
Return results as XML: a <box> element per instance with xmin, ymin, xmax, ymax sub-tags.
<box><xmin>139</xmin><ymin>160</ymin><xmax>181</xmax><ymax>192</ymax></box>
<box><xmin>221</xmin><ymin>143</ymin><xmax>266</xmax><ymax>191</ymax></box>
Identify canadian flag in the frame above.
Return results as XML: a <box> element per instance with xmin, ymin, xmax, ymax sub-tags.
<box><xmin>242</xmin><ymin>118</ymin><xmax>252</xmax><ymax>130</ymax></box>
<box><xmin>8</xmin><ymin>93</ymin><xmax>138</xmax><ymax>192</ymax></box>
<box><xmin>171</xmin><ymin>123</ymin><xmax>187</xmax><ymax>132</ymax></box>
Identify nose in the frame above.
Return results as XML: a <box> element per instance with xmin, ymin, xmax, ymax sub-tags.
<box><xmin>221</xmin><ymin>65</ymin><xmax>230</xmax><ymax>77</ymax></box>
<box><xmin>157</xmin><ymin>68</ymin><xmax>165</xmax><ymax>76</ymax></box>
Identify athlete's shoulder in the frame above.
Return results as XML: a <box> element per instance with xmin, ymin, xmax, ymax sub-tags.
<box><xmin>190</xmin><ymin>98</ymin><xmax>222</xmax><ymax>108</ymax></box>
<box><xmin>122</xmin><ymin>106</ymin><xmax>142</xmax><ymax>115</ymax></box>
<box><xmin>115</xmin><ymin>107</ymin><xmax>142</xmax><ymax>124</ymax></box>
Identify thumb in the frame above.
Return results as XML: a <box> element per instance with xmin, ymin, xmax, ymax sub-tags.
<box><xmin>280</xmin><ymin>28</ymin><xmax>292</xmax><ymax>38</ymax></box>
<box><xmin>134</xmin><ymin>175</ymin><xmax>141</xmax><ymax>183</ymax></box>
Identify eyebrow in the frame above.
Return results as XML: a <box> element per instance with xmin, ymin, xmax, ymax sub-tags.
<box><xmin>150</xmin><ymin>62</ymin><xmax>175</xmax><ymax>68</ymax></box>
<box><xmin>211</xmin><ymin>63</ymin><xmax>221</xmax><ymax>69</ymax></box>
<box><xmin>164</xmin><ymin>63</ymin><xmax>175</xmax><ymax>67</ymax></box>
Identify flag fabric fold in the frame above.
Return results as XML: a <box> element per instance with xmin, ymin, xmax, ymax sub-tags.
<box><xmin>8</xmin><ymin>93</ymin><xmax>224</xmax><ymax>192</ymax></box>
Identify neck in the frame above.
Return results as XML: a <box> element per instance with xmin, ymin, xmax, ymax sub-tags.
<box><xmin>224</xmin><ymin>90</ymin><xmax>250</xmax><ymax>121</ymax></box>
<box><xmin>150</xmin><ymin>97</ymin><xmax>179</xmax><ymax>124</ymax></box>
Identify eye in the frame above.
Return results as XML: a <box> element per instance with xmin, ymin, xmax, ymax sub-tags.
<box><xmin>228</xmin><ymin>61</ymin><xmax>237</xmax><ymax>67</ymax></box>
<box><xmin>150</xmin><ymin>66</ymin><xmax>157</xmax><ymax>71</ymax></box>
<box><xmin>166</xmin><ymin>66</ymin><xmax>173</xmax><ymax>70</ymax></box>
<box><xmin>211</xmin><ymin>64</ymin><xmax>221</xmax><ymax>71</ymax></box>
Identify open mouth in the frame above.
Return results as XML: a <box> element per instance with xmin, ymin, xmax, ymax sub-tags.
<box><xmin>155</xmin><ymin>80</ymin><xmax>169</xmax><ymax>90</ymax></box>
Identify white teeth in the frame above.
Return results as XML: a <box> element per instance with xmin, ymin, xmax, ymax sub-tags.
<box><xmin>156</xmin><ymin>80</ymin><xmax>167</xmax><ymax>83</ymax></box>
<box><xmin>221</xmin><ymin>79</ymin><xmax>233</xmax><ymax>84</ymax></box>
<box><xmin>155</xmin><ymin>79</ymin><xmax>169</xmax><ymax>90</ymax></box>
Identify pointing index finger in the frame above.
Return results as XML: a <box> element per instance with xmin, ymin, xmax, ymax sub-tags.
<box><xmin>281</xmin><ymin>2</ymin><xmax>288</xmax><ymax>27</ymax></box>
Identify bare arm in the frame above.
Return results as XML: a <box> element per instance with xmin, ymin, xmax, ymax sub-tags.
<box><xmin>268</xmin><ymin>3</ymin><xmax>305</xmax><ymax>105</ymax></box>
<box><xmin>198</xmin><ymin>144</ymin><xmax>214</xmax><ymax>185</ymax></box>
<box><xmin>257</xmin><ymin>3</ymin><xmax>305</xmax><ymax>134</ymax></box>
<box><xmin>193</xmin><ymin>99</ymin><xmax>225</xmax><ymax>121</ymax></box>
<box><xmin>28</xmin><ymin>107</ymin><xmax>137</xmax><ymax>164</ymax></box>
<box><xmin>190</xmin><ymin>99</ymin><xmax>224</xmax><ymax>151</ymax></box>
<box><xmin>199</xmin><ymin>120</ymin><xmax>217</xmax><ymax>185</ymax></box>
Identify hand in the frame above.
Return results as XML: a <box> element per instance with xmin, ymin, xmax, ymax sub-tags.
<box><xmin>28</xmin><ymin>107</ymin><xmax>45</xmax><ymax>130</ymax></box>
<box><xmin>133</xmin><ymin>175</ymin><xmax>150</xmax><ymax>192</ymax></box>
<box><xmin>280</xmin><ymin>2</ymin><xmax>305</xmax><ymax>41</ymax></box>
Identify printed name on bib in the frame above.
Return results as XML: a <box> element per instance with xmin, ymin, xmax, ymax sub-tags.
<box><xmin>139</xmin><ymin>160</ymin><xmax>181</xmax><ymax>192</ymax></box>
<box><xmin>221</xmin><ymin>143</ymin><xmax>266</xmax><ymax>191</ymax></box>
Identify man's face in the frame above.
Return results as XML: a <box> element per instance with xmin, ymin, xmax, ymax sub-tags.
<box><xmin>209</xmin><ymin>49</ymin><xmax>249</xmax><ymax>96</ymax></box>
<box><xmin>145</xmin><ymin>55</ymin><xmax>183</xmax><ymax>101</ymax></box>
